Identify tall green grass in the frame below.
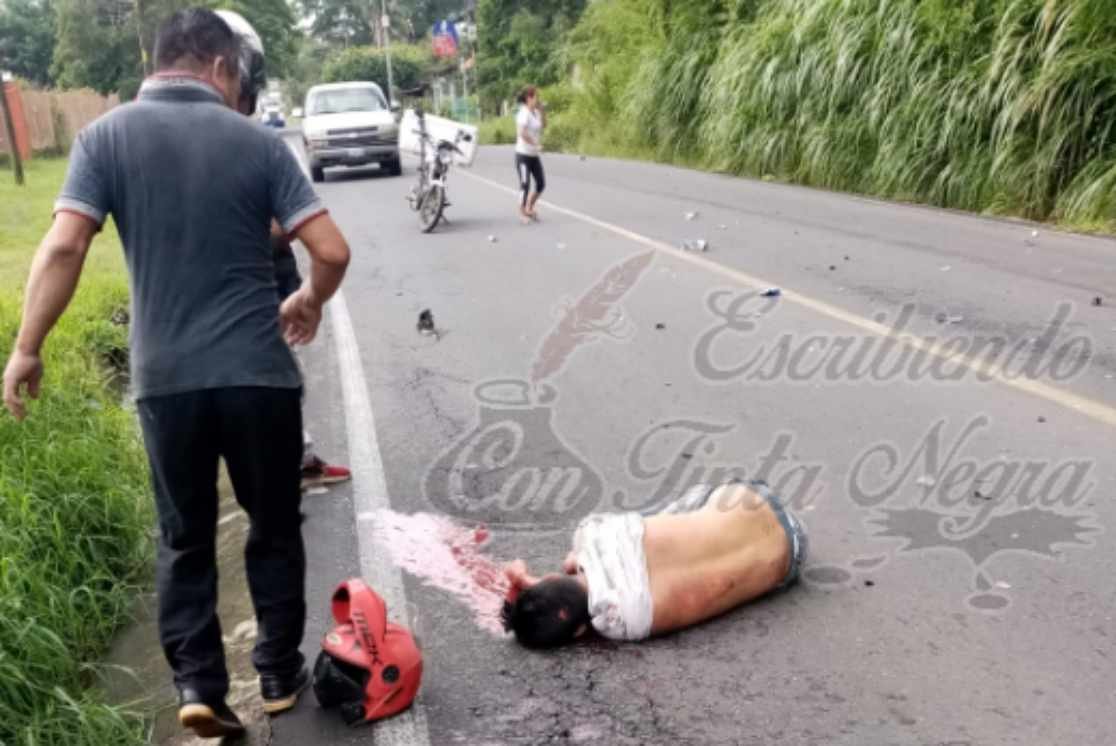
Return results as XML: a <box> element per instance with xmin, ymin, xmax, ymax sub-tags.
<box><xmin>1</xmin><ymin>159</ymin><xmax>150</xmax><ymax>745</ymax></box>
<box><xmin>561</xmin><ymin>0</ymin><xmax>1116</xmax><ymax>230</ymax></box>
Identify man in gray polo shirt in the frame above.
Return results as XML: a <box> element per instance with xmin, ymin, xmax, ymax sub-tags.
<box><xmin>2</xmin><ymin>8</ymin><xmax>350</xmax><ymax>738</ymax></box>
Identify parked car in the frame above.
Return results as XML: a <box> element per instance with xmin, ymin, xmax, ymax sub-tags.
<box><xmin>260</xmin><ymin>106</ymin><xmax>285</xmax><ymax>128</ymax></box>
<box><xmin>301</xmin><ymin>82</ymin><xmax>402</xmax><ymax>182</ymax></box>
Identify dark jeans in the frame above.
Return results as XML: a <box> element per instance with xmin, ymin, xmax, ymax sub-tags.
<box><xmin>137</xmin><ymin>386</ymin><xmax>306</xmax><ymax>702</ymax></box>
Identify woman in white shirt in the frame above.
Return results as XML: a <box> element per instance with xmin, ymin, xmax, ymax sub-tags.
<box><xmin>514</xmin><ymin>85</ymin><xmax>546</xmax><ymax>223</ymax></box>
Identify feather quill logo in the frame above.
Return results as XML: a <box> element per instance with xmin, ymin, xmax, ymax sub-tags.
<box><xmin>530</xmin><ymin>250</ymin><xmax>655</xmax><ymax>385</ymax></box>
<box><xmin>424</xmin><ymin>250</ymin><xmax>656</xmax><ymax>528</ymax></box>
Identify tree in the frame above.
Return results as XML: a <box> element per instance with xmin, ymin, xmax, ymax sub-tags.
<box><xmin>321</xmin><ymin>42</ymin><xmax>432</xmax><ymax>92</ymax></box>
<box><xmin>134</xmin><ymin>0</ymin><xmax>300</xmax><ymax>81</ymax></box>
<box><xmin>218</xmin><ymin>0</ymin><xmax>300</xmax><ymax>79</ymax></box>
<box><xmin>476</xmin><ymin>0</ymin><xmax>585</xmax><ymax>110</ymax></box>
<box><xmin>298</xmin><ymin>0</ymin><xmax>374</xmax><ymax>48</ymax></box>
<box><xmin>52</xmin><ymin>0</ymin><xmax>142</xmax><ymax>97</ymax></box>
<box><xmin>393</xmin><ymin>0</ymin><xmax>461</xmax><ymax>41</ymax></box>
<box><xmin>287</xmin><ymin>35</ymin><xmax>331</xmax><ymax>108</ymax></box>
<box><xmin>0</xmin><ymin>0</ymin><xmax>57</xmax><ymax>86</ymax></box>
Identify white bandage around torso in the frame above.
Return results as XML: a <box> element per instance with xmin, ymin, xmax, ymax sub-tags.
<box><xmin>573</xmin><ymin>512</ymin><xmax>653</xmax><ymax>641</ymax></box>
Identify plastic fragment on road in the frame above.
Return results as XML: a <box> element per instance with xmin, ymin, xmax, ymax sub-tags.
<box><xmin>487</xmin><ymin>234</ymin><xmax>498</xmax><ymax>243</ymax></box>
<box><xmin>681</xmin><ymin>239</ymin><xmax>709</xmax><ymax>252</ymax></box>
<box><xmin>761</xmin><ymin>287</ymin><xmax>781</xmax><ymax>297</ymax></box>
<box><xmin>684</xmin><ymin>210</ymin><xmax>699</xmax><ymax>221</ymax></box>
<box><xmin>417</xmin><ymin>309</ymin><xmax>440</xmax><ymax>341</ymax></box>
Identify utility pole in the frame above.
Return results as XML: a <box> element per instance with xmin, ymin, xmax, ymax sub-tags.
<box><xmin>380</xmin><ymin>0</ymin><xmax>396</xmax><ymax>105</ymax></box>
<box><xmin>460</xmin><ymin>55</ymin><xmax>470</xmax><ymax>122</ymax></box>
<box><xmin>0</xmin><ymin>74</ymin><xmax>25</xmax><ymax>186</ymax></box>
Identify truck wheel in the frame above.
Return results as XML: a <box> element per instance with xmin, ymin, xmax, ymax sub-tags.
<box><xmin>388</xmin><ymin>157</ymin><xmax>403</xmax><ymax>176</ymax></box>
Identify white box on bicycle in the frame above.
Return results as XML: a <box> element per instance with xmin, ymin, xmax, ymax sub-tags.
<box><xmin>398</xmin><ymin>109</ymin><xmax>479</xmax><ymax>167</ymax></box>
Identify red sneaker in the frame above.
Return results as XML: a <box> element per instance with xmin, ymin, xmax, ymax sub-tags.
<box><xmin>301</xmin><ymin>455</ymin><xmax>352</xmax><ymax>490</ymax></box>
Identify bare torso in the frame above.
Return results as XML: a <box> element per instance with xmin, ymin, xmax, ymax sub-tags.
<box><xmin>642</xmin><ymin>483</ymin><xmax>791</xmax><ymax>634</ymax></box>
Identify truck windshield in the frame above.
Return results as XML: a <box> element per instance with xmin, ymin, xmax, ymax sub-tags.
<box><xmin>307</xmin><ymin>88</ymin><xmax>386</xmax><ymax>115</ymax></box>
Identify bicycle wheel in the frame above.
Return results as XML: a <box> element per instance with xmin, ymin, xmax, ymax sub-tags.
<box><xmin>418</xmin><ymin>185</ymin><xmax>445</xmax><ymax>233</ymax></box>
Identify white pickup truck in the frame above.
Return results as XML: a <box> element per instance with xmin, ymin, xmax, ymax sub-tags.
<box><xmin>301</xmin><ymin>81</ymin><xmax>402</xmax><ymax>182</ymax></box>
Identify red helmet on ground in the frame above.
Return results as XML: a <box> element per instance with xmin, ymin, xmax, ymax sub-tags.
<box><xmin>312</xmin><ymin>579</ymin><xmax>423</xmax><ymax>725</ymax></box>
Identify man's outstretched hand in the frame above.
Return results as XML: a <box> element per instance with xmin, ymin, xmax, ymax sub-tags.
<box><xmin>279</xmin><ymin>286</ymin><xmax>323</xmax><ymax>346</ymax></box>
<box><xmin>3</xmin><ymin>350</ymin><xmax>44</xmax><ymax>421</ymax></box>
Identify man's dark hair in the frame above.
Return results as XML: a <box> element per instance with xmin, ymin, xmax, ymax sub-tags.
<box><xmin>153</xmin><ymin>8</ymin><xmax>240</xmax><ymax>73</ymax></box>
<box><xmin>501</xmin><ymin>577</ymin><xmax>590</xmax><ymax>649</ymax></box>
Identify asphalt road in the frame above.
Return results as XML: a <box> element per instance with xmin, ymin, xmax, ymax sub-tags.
<box><xmin>272</xmin><ymin>141</ymin><xmax>1116</xmax><ymax>746</ymax></box>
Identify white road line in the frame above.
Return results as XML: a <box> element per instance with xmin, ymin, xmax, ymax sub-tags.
<box><xmin>460</xmin><ymin>168</ymin><xmax>1116</xmax><ymax>429</ymax></box>
<box><xmin>329</xmin><ymin>294</ymin><xmax>431</xmax><ymax>745</ymax></box>
<box><xmin>285</xmin><ymin>136</ymin><xmax>431</xmax><ymax>746</ymax></box>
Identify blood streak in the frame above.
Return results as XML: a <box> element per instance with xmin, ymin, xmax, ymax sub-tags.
<box><xmin>369</xmin><ymin>509</ymin><xmax>511</xmax><ymax>635</ymax></box>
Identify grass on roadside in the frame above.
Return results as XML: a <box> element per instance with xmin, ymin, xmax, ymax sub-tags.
<box><xmin>549</xmin><ymin>0</ymin><xmax>1116</xmax><ymax>234</ymax></box>
<box><xmin>0</xmin><ymin>158</ymin><xmax>151</xmax><ymax>745</ymax></box>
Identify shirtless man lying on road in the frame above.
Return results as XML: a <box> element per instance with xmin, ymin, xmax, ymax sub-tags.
<box><xmin>502</xmin><ymin>481</ymin><xmax>808</xmax><ymax>647</ymax></box>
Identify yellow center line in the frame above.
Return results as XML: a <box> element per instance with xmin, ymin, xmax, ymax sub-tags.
<box><xmin>461</xmin><ymin>168</ymin><xmax>1116</xmax><ymax>429</ymax></box>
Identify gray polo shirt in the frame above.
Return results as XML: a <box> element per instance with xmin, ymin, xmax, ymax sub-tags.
<box><xmin>56</xmin><ymin>76</ymin><xmax>325</xmax><ymax>400</ymax></box>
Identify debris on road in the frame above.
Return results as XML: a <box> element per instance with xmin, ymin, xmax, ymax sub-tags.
<box><xmin>681</xmin><ymin>239</ymin><xmax>709</xmax><ymax>252</ymax></box>
<box><xmin>828</xmin><ymin>264</ymin><xmax>836</xmax><ymax>271</ymax></box>
<box><xmin>864</xmin><ymin>580</ymin><xmax>875</xmax><ymax>587</ymax></box>
<box><xmin>487</xmin><ymin>234</ymin><xmax>498</xmax><ymax>243</ymax></box>
<box><xmin>684</xmin><ymin>210</ymin><xmax>699</xmax><ymax>221</ymax></box>
<box><xmin>579</xmin><ymin>155</ymin><xmax>587</xmax><ymax>161</ymax></box>
<box><xmin>844</xmin><ymin>255</ymin><xmax>850</xmax><ymax>261</ymax></box>
<box><xmin>1037</xmin><ymin>416</ymin><xmax>1046</xmax><ymax>423</ymax></box>
<box><xmin>655</xmin><ymin>323</ymin><xmax>666</xmax><ymax>330</ymax></box>
<box><xmin>1093</xmin><ymin>296</ymin><xmax>1103</xmax><ymax>307</ymax></box>
<box><xmin>940</xmin><ymin>265</ymin><xmax>952</xmax><ymax>272</ymax></box>
<box><xmin>417</xmin><ymin>309</ymin><xmax>439</xmax><ymax>340</ymax></box>
<box><xmin>761</xmin><ymin>287</ymin><xmax>781</xmax><ymax>297</ymax></box>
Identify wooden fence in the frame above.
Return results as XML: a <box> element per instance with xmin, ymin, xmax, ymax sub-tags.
<box><xmin>0</xmin><ymin>83</ymin><xmax>119</xmax><ymax>158</ymax></box>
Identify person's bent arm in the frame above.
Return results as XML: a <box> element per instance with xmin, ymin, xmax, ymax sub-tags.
<box><xmin>3</xmin><ymin>212</ymin><xmax>98</xmax><ymax>419</ymax></box>
<box><xmin>278</xmin><ymin>214</ymin><xmax>350</xmax><ymax>346</ymax></box>
<box><xmin>294</xmin><ymin>213</ymin><xmax>349</xmax><ymax>305</ymax></box>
